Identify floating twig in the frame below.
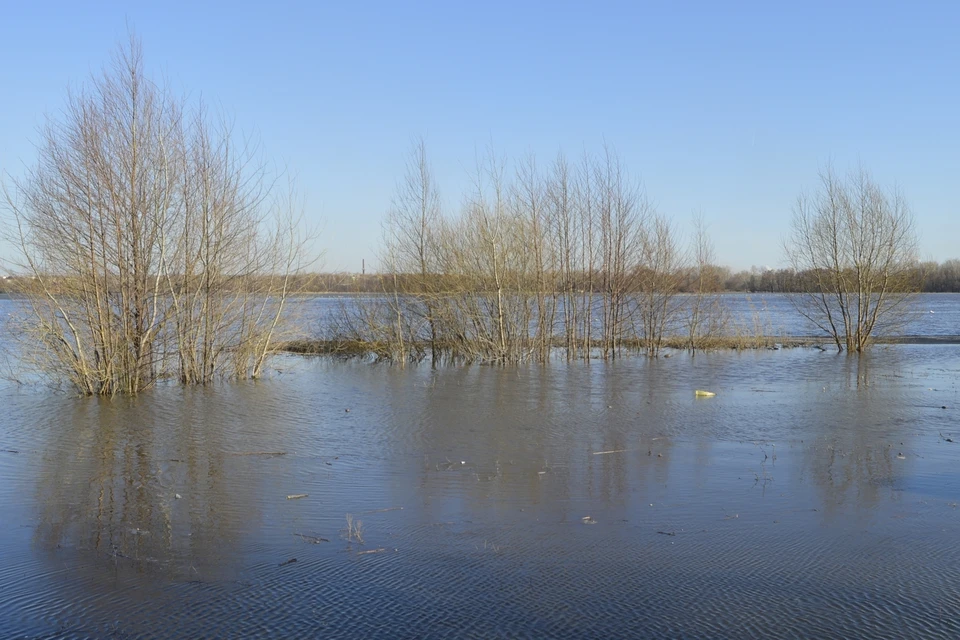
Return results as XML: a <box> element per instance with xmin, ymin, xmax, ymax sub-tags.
<box><xmin>592</xmin><ymin>449</ymin><xmax>628</xmax><ymax>455</ymax></box>
<box><xmin>357</xmin><ymin>548</ymin><xmax>386</xmax><ymax>555</ymax></box>
<box><xmin>230</xmin><ymin>451</ymin><xmax>287</xmax><ymax>457</ymax></box>
<box><xmin>358</xmin><ymin>506</ymin><xmax>404</xmax><ymax>514</ymax></box>
<box><xmin>294</xmin><ymin>533</ymin><xmax>329</xmax><ymax>544</ymax></box>
<box><xmin>278</xmin><ymin>558</ymin><xmax>297</xmax><ymax>567</ymax></box>
<box><xmin>286</xmin><ymin>494</ymin><xmax>308</xmax><ymax>500</ymax></box>
<box><xmin>656</xmin><ymin>531</ymin><xmax>677</xmax><ymax>536</ymax></box>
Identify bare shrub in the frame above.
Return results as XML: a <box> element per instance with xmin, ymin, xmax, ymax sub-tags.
<box><xmin>2</xmin><ymin>35</ymin><xmax>311</xmax><ymax>394</ymax></box>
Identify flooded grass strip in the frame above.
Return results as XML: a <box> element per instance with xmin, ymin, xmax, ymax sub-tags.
<box><xmin>282</xmin><ymin>334</ymin><xmax>960</xmax><ymax>360</ymax></box>
<box><xmin>229</xmin><ymin>451</ymin><xmax>287</xmax><ymax>457</ymax></box>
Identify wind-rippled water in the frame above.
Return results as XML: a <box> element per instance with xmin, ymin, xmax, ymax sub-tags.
<box><xmin>2</xmin><ymin>343</ymin><xmax>960</xmax><ymax>638</ymax></box>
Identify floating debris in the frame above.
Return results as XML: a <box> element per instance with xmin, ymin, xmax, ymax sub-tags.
<box><xmin>358</xmin><ymin>506</ymin><xmax>404</xmax><ymax>515</ymax></box>
<box><xmin>294</xmin><ymin>533</ymin><xmax>329</xmax><ymax>544</ymax></box>
<box><xmin>286</xmin><ymin>494</ymin><xmax>308</xmax><ymax>500</ymax></box>
<box><xmin>582</xmin><ymin>516</ymin><xmax>597</xmax><ymax>525</ymax></box>
<box><xmin>279</xmin><ymin>558</ymin><xmax>297</xmax><ymax>567</ymax></box>
<box><xmin>357</xmin><ymin>548</ymin><xmax>386</xmax><ymax>555</ymax></box>
<box><xmin>695</xmin><ymin>390</ymin><xmax>716</xmax><ymax>397</ymax></box>
<box><xmin>230</xmin><ymin>451</ymin><xmax>287</xmax><ymax>457</ymax></box>
<box><xmin>592</xmin><ymin>449</ymin><xmax>628</xmax><ymax>455</ymax></box>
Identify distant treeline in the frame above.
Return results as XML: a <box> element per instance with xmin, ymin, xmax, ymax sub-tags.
<box><xmin>721</xmin><ymin>260</ymin><xmax>960</xmax><ymax>293</ymax></box>
<box><xmin>3</xmin><ymin>260</ymin><xmax>957</xmax><ymax>297</ymax></box>
<box><xmin>172</xmin><ymin>260</ymin><xmax>955</xmax><ymax>295</ymax></box>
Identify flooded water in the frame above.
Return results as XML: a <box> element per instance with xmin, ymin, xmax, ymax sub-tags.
<box><xmin>2</xmin><ymin>345</ymin><xmax>960</xmax><ymax>638</ymax></box>
<box><xmin>303</xmin><ymin>292</ymin><xmax>960</xmax><ymax>340</ymax></box>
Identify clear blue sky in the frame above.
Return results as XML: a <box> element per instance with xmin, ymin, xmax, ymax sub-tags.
<box><xmin>2</xmin><ymin>1</ymin><xmax>958</xmax><ymax>271</ymax></box>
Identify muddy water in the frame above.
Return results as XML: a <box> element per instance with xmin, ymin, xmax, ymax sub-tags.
<box><xmin>2</xmin><ymin>347</ymin><xmax>960</xmax><ymax>638</ymax></box>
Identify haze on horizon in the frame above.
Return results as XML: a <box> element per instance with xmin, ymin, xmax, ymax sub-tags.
<box><xmin>1</xmin><ymin>1</ymin><xmax>958</xmax><ymax>272</ymax></box>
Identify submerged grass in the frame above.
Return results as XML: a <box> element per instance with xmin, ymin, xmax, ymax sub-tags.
<box><xmin>281</xmin><ymin>335</ymin><xmax>813</xmax><ymax>360</ymax></box>
<box><xmin>281</xmin><ymin>333</ymin><xmax>960</xmax><ymax>361</ymax></box>
<box><xmin>343</xmin><ymin>514</ymin><xmax>364</xmax><ymax>544</ymax></box>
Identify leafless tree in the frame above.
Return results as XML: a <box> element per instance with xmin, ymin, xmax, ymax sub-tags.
<box><xmin>3</xmin><ymin>35</ymin><xmax>310</xmax><ymax>394</ymax></box>
<box><xmin>784</xmin><ymin>166</ymin><xmax>919</xmax><ymax>352</ymax></box>
<box><xmin>633</xmin><ymin>212</ymin><xmax>682</xmax><ymax>357</ymax></box>
<box><xmin>684</xmin><ymin>213</ymin><xmax>727</xmax><ymax>354</ymax></box>
<box><xmin>378</xmin><ymin>137</ymin><xmax>444</xmax><ymax>365</ymax></box>
<box><xmin>547</xmin><ymin>152</ymin><xmax>580</xmax><ymax>359</ymax></box>
<box><xmin>595</xmin><ymin>146</ymin><xmax>645</xmax><ymax>359</ymax></box>
<box><xmin>331</xmin><ymin>144</ymin><xmax>725</xmax><ymax>364</ymax></box>
<box><xmin>513</xmin><ymin>153</ymin><xmax>555</xmax><ymax>361</ymax></box>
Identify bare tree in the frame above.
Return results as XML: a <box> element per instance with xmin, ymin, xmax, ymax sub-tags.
<box><xmin>685</xmin><ymin>213</ymin><xmax>727</xmax><ymax>354</ymax></box>
<box><xmin>595</xmin><ymin>146</ymin><xmax>646</xmax><ymax>359</ymax></box>
<box><xmin>784</xmin><ymin>166</ymin><xmax>919</xmax><ymax>353</ymax></box>
<box><xmin>513</xmin><ymin>153</ymin><xmax>555</xmax><ymax>361</ymax></box>
<box><xmin>633</xmin><ymin>212</ymin><xmax>682</xmax><ymax>357</ymax></box>
<box><xmin>379</xmin><ymin>137</ymin><xmax>444</xmax><ymax>365</ymax></box>
<box><xmin>3</xmin><ymin>35</ymin><xmax>310</xmax><ymax>394</ymax></box>
<box><xmin>332</xmin><ymin>144</ymin><xmax>728</xmax><ymax>364</ymax></box>
<box><xmin>547</xmin><ymin>152</ymin><xmax>580</xmax><ymax>359</ymax></box>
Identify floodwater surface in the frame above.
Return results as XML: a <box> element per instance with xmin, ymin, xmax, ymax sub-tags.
<box><xmin>302</xmin><ymin>292</ymin><xmax>960</xmax><ymax>340</ymax></box>
<box><xmin>1</xmin><ymin>346</ymin><xmax>960</xmax><ymax>638</ymax></box>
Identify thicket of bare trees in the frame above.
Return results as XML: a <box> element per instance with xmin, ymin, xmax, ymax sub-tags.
<box><xmin>784</xmin><ymin>167</ymin><xmax>920</xmax><ymax>352</ymax></box>
<box><xmin>2</xmin><ymin>37</ymin><xmax>309</xmax><ymax>394</ymax></box>
<box><xmin>333</xmin><ymin>143</ymin><xmax>715</xmax><ymax>364</ymax></box>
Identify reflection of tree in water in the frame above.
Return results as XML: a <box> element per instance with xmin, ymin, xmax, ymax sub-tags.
<box><xmin>803</xmin><ymin>352</ymin><xmax>905</xmax><ymax>518</ymax></box>
<box><xmin>33</xmin><ymin>385</ymin><xmax>276</xmax><ymax>579</ymax></box>
<box><xmin>403</xmin><ymin>361</ymin><xmax>678</xmax><ymax>519</ymax></box>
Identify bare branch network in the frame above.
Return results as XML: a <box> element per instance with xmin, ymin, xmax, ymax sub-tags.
<box><xmin>1</xmin><ymin>37</ymin><xmax>925</xmax><ymax>392</ymax></box>
<box><xmin>3</xmin><ymin>36</ymin><xmax>311</xmax><ymax>395</ymax></box>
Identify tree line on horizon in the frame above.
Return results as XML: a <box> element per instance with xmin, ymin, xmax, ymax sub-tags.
<box><xmin>102</xmin><ymin>258</ymin><xmax>946</xmax><ymax>295</ymax></box>
<box><xmin>7</xmin><ymin>259</ymin><xmax>960</xmax><ymax>295</ymax></box>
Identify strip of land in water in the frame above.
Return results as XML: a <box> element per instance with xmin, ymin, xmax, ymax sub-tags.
<box><xmin>281</xmin><ymin>335</ymin><xmax>960</xmax><ymax>357</ymax></box>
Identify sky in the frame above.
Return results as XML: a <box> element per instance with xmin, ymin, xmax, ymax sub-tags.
<box><xmin>1</xmin><ymin>1</ymin><xmax>958</xmax><ymax>272</ymax></box>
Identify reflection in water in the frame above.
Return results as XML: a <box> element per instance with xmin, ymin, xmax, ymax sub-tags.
<box><xmin>802</xmin><ymin>349</ymin><xmax>906</xmax><ymax>518</ymax></box>
<box><xmin>32</xmin><ymin>386</ymin><xmax>288</xmax><ymax>583</ymax></box>
<box><xmin>2</xmin><ymin>348</ymin><xmax>960</xmax><ymax>638</ymax></box>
